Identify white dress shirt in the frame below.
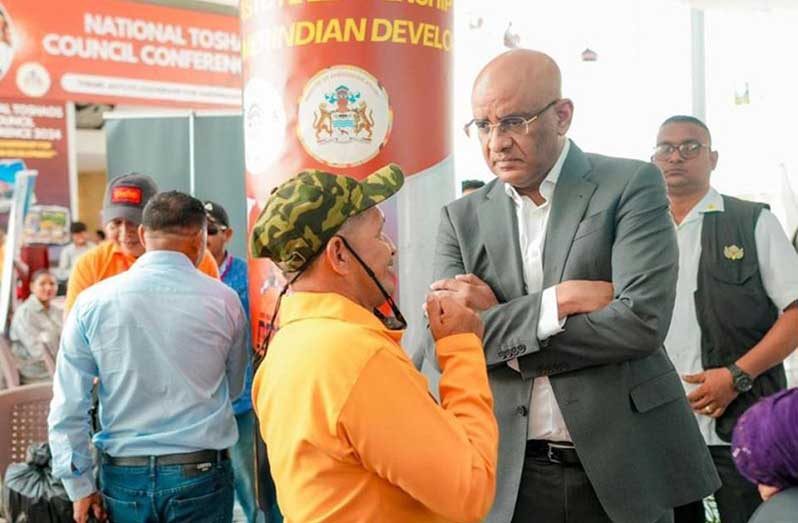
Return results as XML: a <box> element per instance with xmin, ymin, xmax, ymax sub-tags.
<box><xmin>506</xmin><ymin>139</ymin><xmax>570</xmax><ymax>442</ymax></box>
<box><xmin>664</xmin><ymin>187</ymin><xmax>798</xmax><ymax>446</ymax></box>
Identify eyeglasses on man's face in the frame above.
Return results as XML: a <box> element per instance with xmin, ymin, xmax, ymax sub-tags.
<box><xmin>653</xmin><ymin>140</ymin><xmax>710</xmax><ymax>161</ymax></box>
<box><xmin>464</xmin><ymin>99</ymin><xmax>559</xmax><ymax>139</ymax></box>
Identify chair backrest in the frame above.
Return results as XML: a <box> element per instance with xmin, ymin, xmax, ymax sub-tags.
<box><xmin>0</xmin><ymin>382</ymin><xmax>53</xmax><ymax>479</ymax></box>
<box><xmin>0</xmin><ymin>335</ymin><xmax>20</xmax><ymax>389</ymax></box>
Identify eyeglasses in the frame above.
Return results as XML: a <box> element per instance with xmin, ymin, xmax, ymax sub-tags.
<box><xmin>464</xmin><ymin>100</ymin><xmax>559</xmax><ymax>139</ymax></box>
<box><xmin>652</xmin><ymin>141</ymin><xmax>710</xmax><ymax>160</ymax></box>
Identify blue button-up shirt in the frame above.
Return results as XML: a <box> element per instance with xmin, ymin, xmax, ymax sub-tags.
<box><xmin>48</xmin><ymin>250</ymin><xmax>249</xmax><ymax>501</ymax></box>
<box><xmin>220</xmin><ymin>253</ymin><xmax>254</xmax><ymax>415</ymax></box>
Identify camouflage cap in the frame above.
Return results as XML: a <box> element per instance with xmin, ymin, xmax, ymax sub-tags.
<box><xmin>250</xmin><ymin>164</ymin><xmax>404</xmax><ymax>273</ymax></box>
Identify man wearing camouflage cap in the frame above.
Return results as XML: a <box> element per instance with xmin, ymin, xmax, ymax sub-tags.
<box><xmin>250</xmin><ymin>164</ymin><xmax>499</xmax><ymax>523</ymax></box>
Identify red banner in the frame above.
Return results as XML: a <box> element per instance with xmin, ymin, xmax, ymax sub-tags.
<box><xmin>0</xmin><ymin>98</ymin><xmax>69</xmax><ymax>212</ymax></box>
<box><xmin>0</xmin><ymin>0</ymin><xmax>241</xmax><ymax>108</ymax></box>
<box><xmin>241</xmin><ymin>0</ymin><xmax>453</xmax><ymax>350</ymax></box>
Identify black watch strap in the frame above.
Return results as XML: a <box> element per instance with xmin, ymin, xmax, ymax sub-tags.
<box><xmin>727</xmin><ymin>364</ymin><xmax>753</xmax><ymax>393</ymax></box>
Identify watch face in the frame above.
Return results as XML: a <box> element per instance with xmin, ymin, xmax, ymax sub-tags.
<box><xmin>736</xmin><ymin>375</ymin><xmax>754</xmax><ymax>392</ymax></box>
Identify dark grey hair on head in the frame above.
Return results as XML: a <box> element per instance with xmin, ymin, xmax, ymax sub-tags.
<box><xmin>142</xmin><ymin>191</ymin><xmax>207</xmax><ymax>234</ymax></box>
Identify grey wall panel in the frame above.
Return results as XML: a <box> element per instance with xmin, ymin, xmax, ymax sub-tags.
<box><xmin>192</xmin><ymin>115</ymin><xmax>246</xmax><ymax>260</ymax></box>
<box><xmin>105</xmin><ymin>114</ymin><xmax>247</xmax><ymax>260</ymax></box>
<box><xmin>105</xmin><ymin>117</ymin><xmax>191</xmax><ymax>193</ymax></box>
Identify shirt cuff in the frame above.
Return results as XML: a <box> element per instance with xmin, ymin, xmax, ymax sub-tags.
<box><xmin>63</xmin><ymin>471</ymin><xmax>96</xmax><ymax>501</ymax></box>
<box><xmin>537</xmin><ymin>286</ymin><xmax>565</xmax><ymax>340</ymax></box>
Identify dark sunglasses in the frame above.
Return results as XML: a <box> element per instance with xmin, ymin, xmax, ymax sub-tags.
<box><xmin>207</xmin><ymin>225</ymin><xmax>227</xmax><ymax>236</ymax></box>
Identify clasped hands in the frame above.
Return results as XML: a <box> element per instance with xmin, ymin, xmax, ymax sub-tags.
<box><xmin>422</xmin><ymin>274</ymin><xmax>495</xmax><ymax>342</ymax></box>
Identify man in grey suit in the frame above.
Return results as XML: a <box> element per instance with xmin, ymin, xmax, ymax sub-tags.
<box><xmin>427</xmin><ymin>49</ymin><xmax>720</xmax><ymax>523</ymax></box>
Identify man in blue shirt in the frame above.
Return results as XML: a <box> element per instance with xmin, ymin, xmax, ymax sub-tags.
<box><xmin>49</xmin><ymin>191</ymin><xmax>248</xmax><ymax>523</ymax></box>
<box><xmin>204</xmin><ymin>200</ymin><xmax>267</xmax><ymax>523</ymax></box>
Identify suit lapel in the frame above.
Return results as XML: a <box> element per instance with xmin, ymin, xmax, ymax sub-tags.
<box><xmin>542</xmin><ymin>144</ymin><xmax>597</xmax><ymax>287</ymax></box>
<box><xmin>478</xmin><ymin>182</ymin><xmax>525</xmax><ymax>301</ymax></box>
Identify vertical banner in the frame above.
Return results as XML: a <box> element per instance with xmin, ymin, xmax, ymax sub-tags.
<box><xmin>241</xmin><ymin>0</ymin><xmax>454</xmax><ymax>353</ymax></box>
<box><xmin>0</xmin><ymin>169</ymin><xmax>35</xmax><ymax>332</ymax></box>
<box><xmin>0</xmin><ymin>99</ymin><xmax>70</xmax><ymax>214</ymax></box>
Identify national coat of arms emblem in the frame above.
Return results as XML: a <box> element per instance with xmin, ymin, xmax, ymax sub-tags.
<box><xmin>298</xmin><ymin>65</ymin><xmax>392</xmax><ymax>168</ymax></box>
<box><xmin>313</xmin><ymin>85</ymin><xmax>375</xmax><ymax>144</ymax></box>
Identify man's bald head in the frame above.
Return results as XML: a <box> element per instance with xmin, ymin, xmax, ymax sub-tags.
<box><xmin>473</xmin><ymin>50</ymin><xmax>562</xmax><ymax>110</ymax></box>
<box><xmin>469</xmin><ymin>50</ymin><xmax>573</xmax><ymax>198</ymax></box>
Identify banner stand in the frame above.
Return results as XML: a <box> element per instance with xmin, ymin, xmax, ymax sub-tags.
<box><xmin>1</xmin><ymin>170</ymin><xmax>37</xmax><ymax>332</ymax></box>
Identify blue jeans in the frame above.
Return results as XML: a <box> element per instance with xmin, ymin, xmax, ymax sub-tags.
<box><xmin>235</xmin><ymin>410</ymin><xmax>283</xmax><ymax>523</ymax></box>
<box><xmin>231</xmin><ymin>410</ymin><xmax>265</xmax><ymax>523</ymax></box>
<box><xmin>99</xmin><ymin>455</ymin><xmax>234</xmax><ymax>522</ymax></box>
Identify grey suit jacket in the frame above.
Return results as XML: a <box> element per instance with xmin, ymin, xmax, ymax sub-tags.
<box><xmin>427</xmin><ymin>143</ymin><xmax>720</xmax><ymax>523</ymax></box>
<box><xmin>749</xmin><ymin>488</ymin><xmax>798</xmax><ymax>523</ymax></box>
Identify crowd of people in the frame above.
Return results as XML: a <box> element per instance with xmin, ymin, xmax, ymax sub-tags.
<box><xmin>2</xmin><ymin>175</ymin><xmax>274</xmax><ymax>522</ymax></box>
<box><xmin>0</xmin><ymin>47</ymin><xmax>795</xmax><ymax>523</ymax></box>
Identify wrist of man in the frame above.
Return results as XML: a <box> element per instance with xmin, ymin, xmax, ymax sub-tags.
<box><xmin>728</xmin><ymin>362</ymin><xmax>755</xmax><ymax>393</ymax></box>
<box><xmin>734</xmin><ymin>357</ymin><xmax>762</xmax><ymax>380</ymax></box>
<box><xmin>435</xmin><ymin>333</ymin><xmax>483</xmax><ymax>369</ymax></box>
<box><xmin>554</xmin><ymin>284</ymin><xmax>573</xmax><ymax>319</ymax></box>
<box><xmin>63</xmin><ymin>472</ymin><xmax>97</xmax><ymax>502</ymax></box>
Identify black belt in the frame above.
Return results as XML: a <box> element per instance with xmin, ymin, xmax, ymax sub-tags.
<box><xmin>102</xmin><ymin>449</ymin><xmax>229</xmax><ymax>467</ymax></box>
<box><xmin>526</xmin><ymin>440</ymin><xmax>581</xmax><ymax>467</ymax></box>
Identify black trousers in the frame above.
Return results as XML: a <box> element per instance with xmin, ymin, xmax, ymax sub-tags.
<box><xmin>674</xmin><ymin>445</ymin><xmax>761</xmax><ymax>523</ymax></box>
<box><xmin>512</xmin><ymin>444</ymin><xmax>674</xmax><ymax>523</ymax></box>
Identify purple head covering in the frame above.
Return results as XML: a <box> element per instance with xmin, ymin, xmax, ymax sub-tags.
<box><xmin>732</xmin><ymin>388</ymin><xmax>798</xmax><ymax>489</ymax></box>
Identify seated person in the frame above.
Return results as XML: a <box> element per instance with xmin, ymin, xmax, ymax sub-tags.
<box><xmin>57</xmin><ymin>222</ymin><xmax>96</xmax><ymax>281</ymax></box>
<box><xmin>732</xmin><ymin>388</ymin><xmax>798</xmax><ymax>522</ymax></box>
<box><xmin>9</xmin><ymin>269</ymin><xmax>62</xmax><ymax>383</ymax></box>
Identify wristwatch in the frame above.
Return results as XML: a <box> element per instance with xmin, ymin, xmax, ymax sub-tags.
<box><xmin>727</xmin><ymin>364</ymin><xmax>754</xmax><ymax>393</ymax></box>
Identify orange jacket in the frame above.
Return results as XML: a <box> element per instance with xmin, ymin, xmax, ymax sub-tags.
<box><xmin>252</xmin><ymin>292</ymin><xmax>498</xmax><ymax>523</ymax></box>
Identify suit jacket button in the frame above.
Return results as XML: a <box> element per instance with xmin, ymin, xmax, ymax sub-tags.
<box><xmin>516</xmin><ymin>406</ymin><xmax>528</xmax><ymax>417</ymax></box>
